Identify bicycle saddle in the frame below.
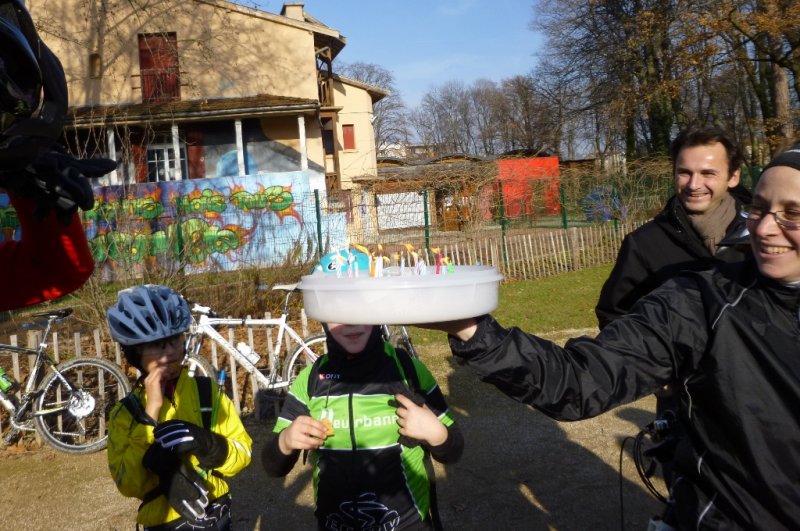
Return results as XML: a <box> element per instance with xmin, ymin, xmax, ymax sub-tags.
<box><xmin>29</xmin><ymin>308</ymin><xmax>73</xmax><ymax>320</ymax></box>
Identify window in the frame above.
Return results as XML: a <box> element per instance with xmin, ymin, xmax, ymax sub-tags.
<box><xmin>138</xmin><ymin>33</ymin><xmax>181</xmax><ymax>103</ymax></box>
<box><xmin>342</xmin><ymin>124</ymin><xmax>355</xmax><ymax>150</ymax></box>
<box><xmin>146</xmin><ymin>143</ymin><xmax>187</xmax><ymax>182</ymax></box>
<box><xmin>322</xmin><ymin>129</ymin><xmax>334</xmax><ymax>155</ymax></box>
<box><xmin>89</xmin><ymin>53</ymin><xmax>102</xmax><ymax>78</ymax></box>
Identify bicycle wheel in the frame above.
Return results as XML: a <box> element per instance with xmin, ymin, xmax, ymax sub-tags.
<box><xmin>34</xmin><ymin>357</ymin><xmax>130</xmax><ymax>454</ymax></box>
<box><xmin>284</xmin><ymin>334</ymin><xmax>326</xmax><ymax>386</ymax></box>
<box><xmin>185</xmin><ymin>353</ymin><xmax>217</xmax><ymax>379</ymax></box>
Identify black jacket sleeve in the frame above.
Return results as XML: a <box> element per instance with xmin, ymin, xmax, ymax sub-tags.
<box><xmin>427</xmin><ymin>424</ymin><xmax>464</xmax><ymax>464</ymax></box>
<box><xmin>261</xmin><ymin>433</ymin><xmax>300</xmax><ymax>477</ymax></box>
<box><xmin>595</xmin><ymin>234</ymin><xmax>654</xmax><ymax>329</ymax></box>
<box><xmin>449</xmin><ymin>286</ymin><xmax>698</xmax><ymax>420</ymax></box>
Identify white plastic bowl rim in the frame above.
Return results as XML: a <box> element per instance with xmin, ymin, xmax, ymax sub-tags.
<box><xmin>299</xmin><ymin>265</ymin><xmax>503</xmax><ymax>290</ymax></box>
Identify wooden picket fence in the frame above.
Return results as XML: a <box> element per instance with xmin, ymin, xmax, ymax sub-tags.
<box><xmin>410</xmin><ymin>221</ymin><xmax>643</xmax><ymax>280</ymax></box>
<box><xmin>1</xmin><ymin>222</ymin><xmax>640</xmax><ymax>432</ymax></box>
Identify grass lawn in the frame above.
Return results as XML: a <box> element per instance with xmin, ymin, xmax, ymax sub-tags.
<box><xmin>410</xmin><ymin>263</ymin><xmax>613</xmax><ymax>348</ymax></box>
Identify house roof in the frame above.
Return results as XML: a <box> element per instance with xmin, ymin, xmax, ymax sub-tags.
<box><xmin>334</xmin><ymin>74</ymin><xmax>390</xmax><ymax>103</ymax></box>
<box><xmin>361</xmin><ymin>155</ymin><xmax>498</xmax><ymax>189</ymax></box>
<box><xmin>198</xmin><ymin>0</ymin><xmax>347</xmax><ymax>59</ymax></box>
<box><xmin>67</xmin><ymin>94</ymin><xmax>319</xmax><ymax>128</ymax></box>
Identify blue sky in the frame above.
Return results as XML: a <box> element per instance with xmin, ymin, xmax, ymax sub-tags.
<box><xmin>256</xmin><ymin>1</ymin><xmax>544</xmax><ymax>108</ymax></box>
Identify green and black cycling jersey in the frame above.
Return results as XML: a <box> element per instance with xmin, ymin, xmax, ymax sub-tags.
<box><xmin>265</xmin><ymin>342</ymin><xmax>462</xmax><ymax>531</ymax></box>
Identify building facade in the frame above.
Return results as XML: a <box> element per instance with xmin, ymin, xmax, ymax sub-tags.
<box><xmin>30</xmin><ymin>0</ymin><xmax>384</xmax><ymax>194</ymax></box>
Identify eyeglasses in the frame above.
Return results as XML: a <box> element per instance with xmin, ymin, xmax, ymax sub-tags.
<box><xmin>741</xmin><ymin>206</ymin><xmax>800</xmax><ymax>230</ymax></box>
<box><xmin>149</xmin><ymin>333</ymin><xmax>185</xmax><ymax>351</ymax></box>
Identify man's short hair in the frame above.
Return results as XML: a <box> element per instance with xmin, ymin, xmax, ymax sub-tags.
<box><xmin>669</xmin><ymin>127</ymin><xmax>744</xmax><ymax>178</ymax></box>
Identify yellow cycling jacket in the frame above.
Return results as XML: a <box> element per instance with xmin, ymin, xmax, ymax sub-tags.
<box><xmin>107</xmin><ymin>368</ymin><xmax>252</xmax><ymax>527</ymax></box>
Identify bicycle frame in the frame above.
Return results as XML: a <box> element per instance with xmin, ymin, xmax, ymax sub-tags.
<box><xmin>188</xmin><ymin>286</ymin><xmax>319</xmax><ymax>390</ymax></box>
<box><xmin>0</xmin><ymin>313</ymin><xmax>78</xmax><ymax>431</ymax></box>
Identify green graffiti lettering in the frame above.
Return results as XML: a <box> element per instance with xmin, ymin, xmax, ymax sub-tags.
<box><xmin>131</xmin><ymin>197</ymin><xmax>163</xmax><ymax>220</ymax></box>
<box><xmin>149</xmin><ymin>230</ymin><xmax>168</xmax><ymax>255</ymax></box>
<box><xmin>205</xmin><ymin>227</ymin><xmax>240</xmax><ymax>254</ymax></box>
<box><xmin>176</xmin><ymin>189</ymin><xmax>227</xmax><ymax>215</ymax></box>
<box><xmin>230</xmin><ymin>190</ymin><xmax>258</xmax><ymax>211</ymax></box>
<box><xmin>89</xmin><ymin>234</ymin><xmax>108</xmax><ymax>262</ymax></box>
<box><xmin>269</xmin><ymin>191</ymin><xmax>294</xmax><ymax>212</ymax></box>
<box><xmin>0</xmin><ymin>206</ymin><xmax>19</xmax><ymax>230</ymax></box>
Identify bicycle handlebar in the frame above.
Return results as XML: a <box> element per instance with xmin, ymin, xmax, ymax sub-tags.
<box><xmin>190</xmin><ymin>303</ymin><xmax>218</xmax><ymax>318</ymax></box>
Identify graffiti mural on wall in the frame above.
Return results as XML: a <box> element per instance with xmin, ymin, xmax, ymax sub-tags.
<box><xmin>83</xmin><ymin>171</ymin><xmax>317</xmax><ymax>274</ymax></box>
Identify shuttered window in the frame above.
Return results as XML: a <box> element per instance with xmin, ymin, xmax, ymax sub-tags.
<box><xmin>342</xmin><ymin>124</ymin><xmax>355</xmax><ymax>150</ymax></box>
<box><xmin>138</xmin><ymin>33</ymin><xmax>181</xmax><ymax>103</ymax></box>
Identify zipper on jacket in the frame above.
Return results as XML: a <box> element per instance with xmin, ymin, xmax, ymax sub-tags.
<box><xmin>347</xmin><ymin>391</ymin><xmax>360</xmax><ymax>528</ymax></box>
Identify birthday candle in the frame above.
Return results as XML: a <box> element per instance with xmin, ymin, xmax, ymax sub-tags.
<box><xmin>353</xmin><ymin>261</ymin><xmax>359</xmax><ymax>277</ymax></box>
<box><xmin>374</xmin><ymin>255</ymin><xmax>383</xmax><ymax>277</ymax></box>
<box><xmin>400</xmin><ymin>256</ymin><xmax>405</xmax><ymax>276</ymax></box>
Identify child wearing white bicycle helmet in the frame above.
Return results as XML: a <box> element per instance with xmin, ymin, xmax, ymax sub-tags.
<box><xmin>107</xmin><ymin>284</ymin><xmax>252</xmax><ymax>531</ymax></box>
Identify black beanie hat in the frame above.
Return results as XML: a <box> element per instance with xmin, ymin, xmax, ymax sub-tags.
<box><xmin>763</xmin><ymin>144</ymin><xmax>800</xmax><ymax>173</ymax></box>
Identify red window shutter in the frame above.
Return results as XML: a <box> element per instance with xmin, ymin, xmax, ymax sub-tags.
<box><xmin>342</xmin><ymin>124</ymin><xmax>355</xmax><ymax>150</ymax></box>
<box><xmin>138</xmin><ymin>33</ymin><xmax>181</xmax><ymax>103</ymax></box>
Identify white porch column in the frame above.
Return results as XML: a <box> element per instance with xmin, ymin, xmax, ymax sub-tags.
<box><xmin>235</xmin><ymin>119</ymin><xmax>245</xmax><ymax>176</ymax></box>
<box><xmin>106</xmin><ymin>129</ymin><xmax>118</xmax><ymax>185</ymax></box>
<box><xmin>171</xmin><ymin>123</ymin><xmax>182</xmax><ymax>180</ymax></box>
<box><xmin>298</xmin><ymin>114</ymin><xmax>308</xmax><ymax>170</ymax></box>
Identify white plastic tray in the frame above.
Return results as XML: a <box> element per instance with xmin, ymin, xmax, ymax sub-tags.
<box><xmin>299</xmin><ymin>265</ymin><xmax>503</xmax><ymax>325</ymax></box>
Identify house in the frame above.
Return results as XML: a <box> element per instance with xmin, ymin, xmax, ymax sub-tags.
<box><xmin>22</xmin><ymin>1</ymin><xmax>386</xmax><ymax>272</ymax></box>
<box><xmin>30</xmin><ymin>0</ymin><xmax>383</xmax><ymax>193</ymax></box>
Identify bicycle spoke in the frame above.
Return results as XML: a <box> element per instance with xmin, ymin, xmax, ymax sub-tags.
<box><xmin>35</xmin><ymin>358</ymin><xmax>130</xmax><ymax>454</ymax></box>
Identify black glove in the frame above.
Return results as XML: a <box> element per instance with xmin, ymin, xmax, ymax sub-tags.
<box><xmin>142</xmin><ymin>445</ymin><xmax>210</xmax><ymax>523</ymax></box>
<box><xmin>163</xmin><ymin>462</ymin><xmax>210</xmax><ymax>522</ymax></box>
<box><xmin>154</xmin><ymin>420</ymin><xmax>228</xmax><ymax>469</ymax></box>
<box><xmin>142</xmin><ymin>442</ymin><xmax>180</xmax><ymax>473</ymax></box>
<box><xmin>0</xmin><ymin>147</ymin><xmax>116</xmax><ymax>225</ymax></box>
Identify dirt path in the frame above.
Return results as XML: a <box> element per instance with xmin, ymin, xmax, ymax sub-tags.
<box><xmin>0</xmin><ymin>343</ymin><xmax>663</xmax><ymax>530</ymax></box>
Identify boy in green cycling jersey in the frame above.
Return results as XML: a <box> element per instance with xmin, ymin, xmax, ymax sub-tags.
<box><xmin>263</xmin><ymin>322</ymin><xmax>463</xmax><ymax>531</ymax></box>
<box><xmin>106</xmin><ymin>285</ymin><xmax>252</xmax><ymax>531</ymax></box>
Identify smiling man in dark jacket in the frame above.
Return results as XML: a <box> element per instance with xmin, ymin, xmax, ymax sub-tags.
<box><xmin>595</xmin><ymin>127</ymin><xmax>751</xmax><ymax>328</ymax></box>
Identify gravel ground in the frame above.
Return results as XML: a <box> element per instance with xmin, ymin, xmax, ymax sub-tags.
<box><xmin>0</xmin><ymin>339</ymin><xmax>663</xmax><ymax>530</ymax></box>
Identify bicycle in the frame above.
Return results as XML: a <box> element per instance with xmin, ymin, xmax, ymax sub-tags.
<box><xmin>0</xmin><ymin>308</ymin><xmax>131</xmax><ymax>454</ymax></box>
<box><xmin>381</xmin><ymin>324</ymin><xmax>419</xmax><ymax>358</ymax></box>
<box><xmin>184</xmin><ymin>283</ymin><xmax>327</xmax><ymax>393</ymax></box>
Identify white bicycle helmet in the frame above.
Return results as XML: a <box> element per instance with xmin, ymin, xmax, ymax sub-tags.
<box><xmin>107</xmin><ymin>284</ymin><xmax>191</xmax><ymax>347</ymax></box>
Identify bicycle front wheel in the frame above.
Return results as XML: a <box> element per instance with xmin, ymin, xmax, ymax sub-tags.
<box><xmin>34</xmin><ymin>358</ymin><xmax>131</xmax><ymax>454</ymax></box>
<box><xmin>284</xmin><ymin>334</ymin><xmax>326</xmax><ymax>386</ymax></box>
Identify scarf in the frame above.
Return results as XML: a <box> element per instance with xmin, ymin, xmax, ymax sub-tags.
<box><xmin>687</xmin><ymin>193</ymin><xmax>736</xmax><ymax>254</ymax></box>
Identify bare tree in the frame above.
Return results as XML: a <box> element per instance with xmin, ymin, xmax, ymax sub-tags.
<box><xmin>337</xmin><ymin>62</ymin><xmax>410</xmax><ymax>155</ymax></box>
